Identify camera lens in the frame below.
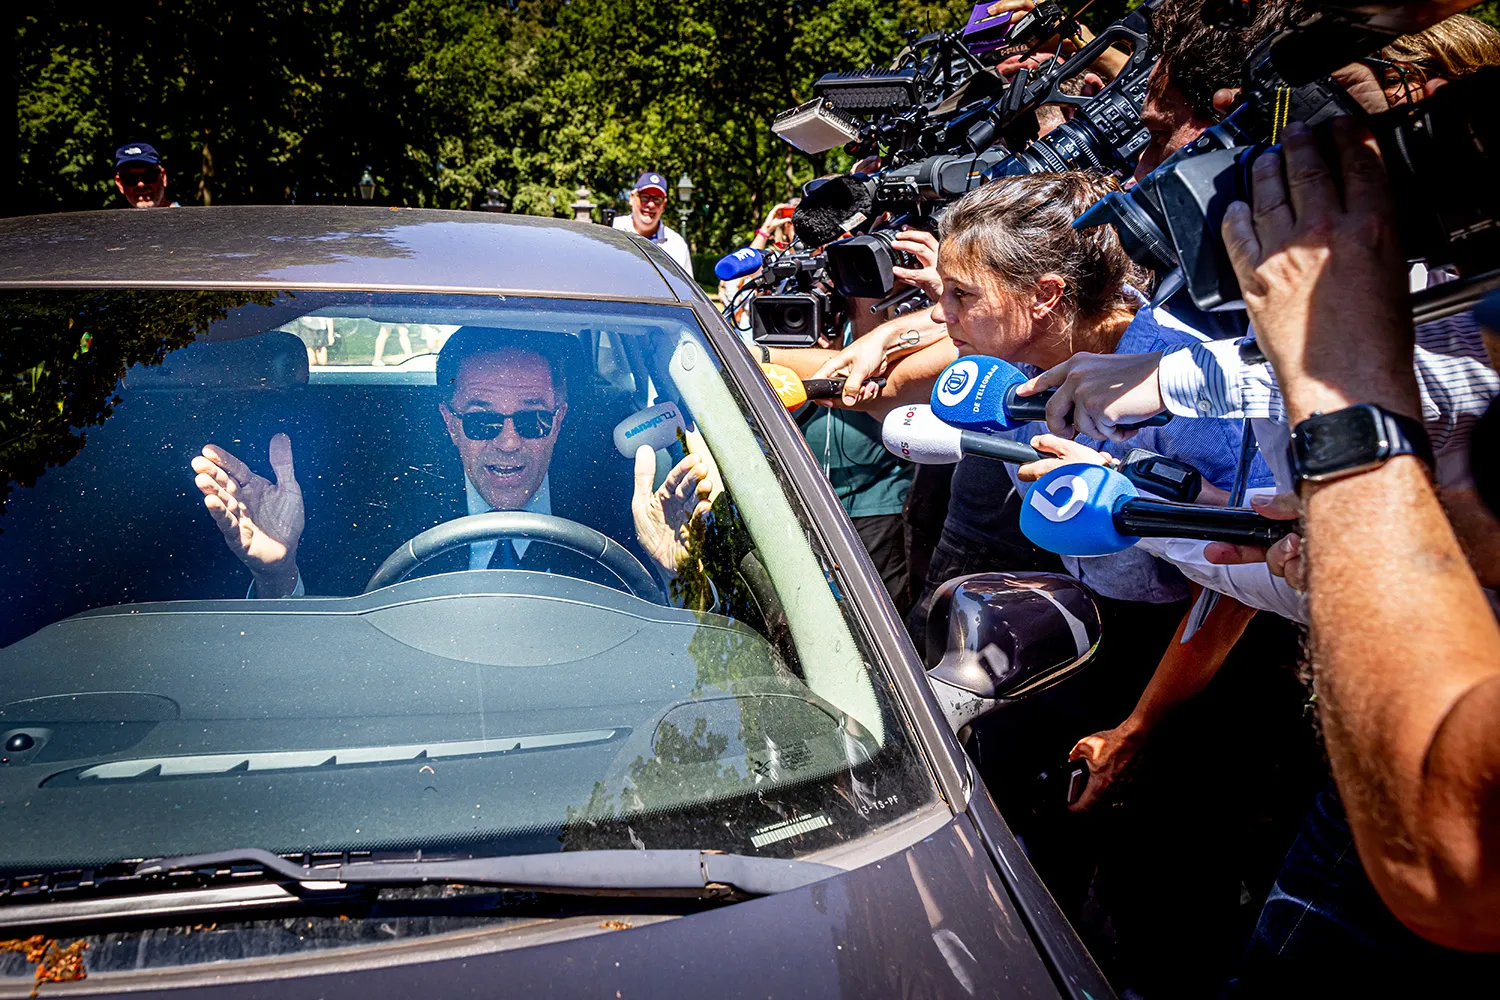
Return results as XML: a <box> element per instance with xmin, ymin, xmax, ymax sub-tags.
<box><xmin>781</xmin><ymin>305</ymin><xmax>808</xmax><ymax>331</ymax></box>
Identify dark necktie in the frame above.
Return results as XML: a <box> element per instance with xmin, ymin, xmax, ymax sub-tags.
<box><xmin>487</xmin><ymin>538</ymin><xmax>521</xmax><ymax>570</ymax></box>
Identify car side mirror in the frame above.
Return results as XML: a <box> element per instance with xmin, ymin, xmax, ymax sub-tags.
<box><xmin>923</xmin><ymin>572</ymin><xmax>1101</xmax><ymax>733</ymax></box>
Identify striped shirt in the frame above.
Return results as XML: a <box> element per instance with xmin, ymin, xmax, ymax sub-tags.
<box><xmin>998</xmin><ymin>306</ymin><xmax>1274</xmax><ymax>604</ymax></box>
<box><xmin>1157</xmin><ymin>312</ymin><xmax>1497</xmax><ymax>489</ymax></box>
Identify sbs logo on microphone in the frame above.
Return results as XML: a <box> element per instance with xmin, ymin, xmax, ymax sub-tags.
<box><xmin>936</xmin><ymin>360</ymin><xmax>979</xmax><ymax>407</ymax></box>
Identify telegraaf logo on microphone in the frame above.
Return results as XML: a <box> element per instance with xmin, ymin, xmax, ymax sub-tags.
<box><xmin>936</xmin><ymin>360</ymin><xmax>979</xmax><ymax>407</ymax></box>
<box><xmin>1030</xmin><ymin>474</ymin><xmax>1090</xmax><ymax>522</ymax></box>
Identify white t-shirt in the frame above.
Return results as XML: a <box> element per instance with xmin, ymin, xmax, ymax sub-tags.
<box><xmin>612</xmin><ymin>215</ymin><xmax>693</xmax><ymax>277</ymax></box>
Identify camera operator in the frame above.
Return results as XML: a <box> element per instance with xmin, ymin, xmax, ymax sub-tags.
<box><xmin>1215</xmin><ymin>112</ymin><xmax>1500</xmax><ymax>993</ymax></box>
<box><xmin>1021</xmin><ymin>12</ymin><xmax>1500</xmax><ymax>620</ymax></box>
<box><xmin>754</xmin><ymin>296</ymin><xmax>926</xmax><ymax>607</ymax></box>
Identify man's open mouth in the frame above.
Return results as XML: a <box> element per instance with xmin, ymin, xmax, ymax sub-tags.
<box><xmin>485</xmin><ymin>462</ymin><xmax>526</xmax><ymax>480</ymax></box>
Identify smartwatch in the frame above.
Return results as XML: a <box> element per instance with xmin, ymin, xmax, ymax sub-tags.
<box><xmin>1291</xmin><ymin>404</ymin><xmax>1433</xmax><ymax>485</ymax></box>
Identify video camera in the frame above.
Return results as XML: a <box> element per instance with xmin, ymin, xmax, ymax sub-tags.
<box><xmin>742</xmin><ymin>1</ymin><xmax>1170</xmax><ymax>346</ymax></box>
<box><xmin>1079</xmin><ymin>4</ymin><xmax>1500</xmax><ymax>313</ymax></box>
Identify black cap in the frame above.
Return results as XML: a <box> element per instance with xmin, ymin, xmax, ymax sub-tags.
<box><xmin>114</xmin><ymin>143</ymin><xmax>162</xmax><ymax>169</ymax></box>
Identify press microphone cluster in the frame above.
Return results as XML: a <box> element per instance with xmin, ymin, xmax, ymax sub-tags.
<box><xmin>883</xmin><ymin>405</ymin><xmax>1204</xmax><ymax>502</ymax></box>
<box><xmin>1020</xmin><ymin>463</ymin><xmax>1294</xmax><ymax>557</ymax></box>
<box><xmin>932</xmin><ymin>355</ymin><xmax>1172</xmax><ymax>433</ymax></box>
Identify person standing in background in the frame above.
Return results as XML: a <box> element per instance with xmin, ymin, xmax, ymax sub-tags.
<box><xmin>611</xmin><ymin>172</ymin><xmax>692</xmax><ymax>275</ymax></box>
<box><xmin>113</xmin><ymin>143</ymin><xmax>178</xmax><ymax>209</ymax></box>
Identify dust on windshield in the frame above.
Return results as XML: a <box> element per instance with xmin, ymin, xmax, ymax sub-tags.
<box><xmin>0</xmin><ymin>289</ymin><xmax>937</xmax><ymax>875</ymax></box>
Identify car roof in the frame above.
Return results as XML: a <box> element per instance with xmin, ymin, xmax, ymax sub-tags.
<box><xmin>0</xmin><ymin>206</ymin><xmax>686</xmax><ymax>302</ymax></box>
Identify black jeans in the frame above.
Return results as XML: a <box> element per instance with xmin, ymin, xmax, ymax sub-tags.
<box><xmin>853</xmin><ymin>513</ymin><xmax>908</xmax><ymax>613</ymax></box>
<box><xmin>1225</xmin><ymin>782</ymin><xmax>1500</xmax><ymax>997</ymax></box>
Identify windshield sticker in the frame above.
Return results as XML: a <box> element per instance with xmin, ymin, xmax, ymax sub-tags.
<box><xmin>750</xmin><ymin>813</ymin><xmax>833</xmax><ymax>848</ymax></box>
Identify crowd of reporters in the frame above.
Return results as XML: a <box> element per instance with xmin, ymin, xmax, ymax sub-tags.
<box><xmin>732</xmin><ymin>1</ymin><xmax>1500</xmax><ymax>995</ymax></box>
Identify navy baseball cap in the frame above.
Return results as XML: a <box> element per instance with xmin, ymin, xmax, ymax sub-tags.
<box><xmin>114</xmin><ymin>143</ymin><xmax>162</xmax><ymax>169</ymax></box>
<box><xmin>632</xmin><ymin>171</ymin><xmax>668</xmax><ymax>196</ymax></box>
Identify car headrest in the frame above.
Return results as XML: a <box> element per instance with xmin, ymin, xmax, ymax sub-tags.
<box><xmin>123</xmin><ymin>332</ymin><xmax>310</xmax><ymax>391</ymax></box>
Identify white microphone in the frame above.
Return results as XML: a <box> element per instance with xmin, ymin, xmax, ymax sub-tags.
<box><xmin>881</xmin><ymin>404</ymin><xmax>1043</xmax><ymax>465</ymax></box>
<box><xmin>612</xmin><ymin>402</ymin><xmax>686</xmax><ymax>457</ymax></box>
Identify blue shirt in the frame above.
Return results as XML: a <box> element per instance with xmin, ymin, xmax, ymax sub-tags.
<box><xmin>1000</xmin><ymin>306</ymin><xmax>1273</xmax><ymax>604</ymax></box>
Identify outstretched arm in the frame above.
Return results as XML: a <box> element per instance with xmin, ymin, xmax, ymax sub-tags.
<box><xmin>1223</xmin><ymin>117</ymin><xmax>1500</xmax><ymax>950</ymax></box>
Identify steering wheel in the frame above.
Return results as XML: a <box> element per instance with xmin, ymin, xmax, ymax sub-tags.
<box><xmin>363</xmin><ymin>511</ymin><xmax>663</xmax><ymax>602</ymax></box>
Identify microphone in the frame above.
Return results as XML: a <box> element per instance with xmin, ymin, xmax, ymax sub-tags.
<box><xmin>1020</xmin><ymin>463</ymin><xmax>1295</xmax><ymax>557</ymax></box>
<box><xmin>932</xmin><ymin>355</ymin><xmax>1172</xmax><ymax>433</ymax></box>
<box><xmin>881</xmin><ymin>404</ymin><xmax>1043</xmax><ymax>465</ymax></box>
<box><xmin>760</xmin><ymin>363</ymin><xmax>885</xmax><ymax>409</ymax></box>
<box><xmin>881</xmin><ymin>406</ymin><xmax>1201</xmax><ymax>500</ymax></box>
<box><xmin>713</xmin><ymin>247</ymin><xmax>765</xmax><ymax>281</ymax></box>
<box><xmin>611</xmin><ymin>401</ymin><xmax>685</xmax><ymax>457</ymax></box>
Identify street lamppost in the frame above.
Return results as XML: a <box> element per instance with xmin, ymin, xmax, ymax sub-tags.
<box><xmin>479</xmin><ymin>188</ymin><xmax>508</xmax><ymax>213</ymax></box>
<box><xmin>358</xmin><ymin>168</ymin><xmax>375</xmax><ymax>203</ymax></box>
<box><xmin>675</xmin><ymin>173</ymin><xmax>695</xmax><ymax>250</ymax></box>
<box><xmin>571</xmin><ymin>185</ymin><xmax>595</xmax><ymax>223</ymax></box>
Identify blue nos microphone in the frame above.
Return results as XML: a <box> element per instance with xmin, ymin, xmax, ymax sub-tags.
<box><xmin>931</xmin><ymin>355</ymin><xmax>1172</xmax><ymax>432</ymax></box>
<box><xmin>1020</xmin><ymin>464</ymin><xmax>1295</xmax><ymax>557</ymax></box>
<box><xmin>714</xmin><ymin>247</ymin><xmax>765</xmax><ymax>281</ymax></box>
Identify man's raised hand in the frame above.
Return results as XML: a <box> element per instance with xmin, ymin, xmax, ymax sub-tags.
<box><xmin>632</xmin><ymin>446</ymin><xmax>715</xmax><ymax>576</ymax></box>
<box><xmin>191</xmin><ymin>433</ymin><xmax>305</xmax><ymax>598</ymax></box>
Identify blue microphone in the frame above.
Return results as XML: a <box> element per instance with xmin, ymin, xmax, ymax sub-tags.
<box><xmin>931</xmin><ymin>355</ymin><xmax>1172</xmax><ymax>433</ymax></box>
<box><xmin>714</xmin><ymin>247</ymin><xmax>765</xmax><ymax>281</ymax></box>
<box><xmin>1019</xmin><ymin>464</ymin><xmax>1294</xmax><ymax>557</ymax></box>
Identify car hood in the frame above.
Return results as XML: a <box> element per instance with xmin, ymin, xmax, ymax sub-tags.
<box><xmin>60</xmin><ymin>814</ymin><xmax>1061</xmax><ymax>999</ymax></box>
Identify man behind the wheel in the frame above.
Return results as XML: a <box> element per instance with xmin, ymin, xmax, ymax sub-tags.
<box><xmin>189</xmin><ymin>328</ymin><xmax>714</xmax><ymax>599</ymax></box>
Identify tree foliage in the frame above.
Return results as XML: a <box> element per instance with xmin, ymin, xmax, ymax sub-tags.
<box><xmin>10</xmin><ymin>0</ymin><xmax>974</xmax><ymax>257</ymax></box>
<box><xmin>14</xmin><ymin>1</ymin><xmax>1497</xmax><ymax>261</ymax></box>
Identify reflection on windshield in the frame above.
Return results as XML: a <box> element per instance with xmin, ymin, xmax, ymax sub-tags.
<box><xmin>0</xmin><ymin>289</ymin><xmax>274</xmax><ymax>526</ymax></box>
<box><xmin>0</xmin><ymin>290</ymin><xmax>936</xmax><ymax>879</ymax></box>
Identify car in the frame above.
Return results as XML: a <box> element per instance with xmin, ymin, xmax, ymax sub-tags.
<box><xmin>0</xmin><ymin>205</ymin><xmax>1110</xmax><ymax>999</ymax></box>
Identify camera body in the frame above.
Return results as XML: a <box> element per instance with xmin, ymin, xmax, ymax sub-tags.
<box><xmin>748</xmin><ymin>253</ymin><xmax>839</xmax><ymax>348</ymax></box>
<box><xmin>1080</xmin><ymin>29</ymin><xmax>1500</xmax><ymax>313</ymax></box>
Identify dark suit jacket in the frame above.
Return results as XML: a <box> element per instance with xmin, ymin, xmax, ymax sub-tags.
<box><xmin>295</xmin><ymin>380</ymin><xmax>646</xmax><ymax>596</ymax></box>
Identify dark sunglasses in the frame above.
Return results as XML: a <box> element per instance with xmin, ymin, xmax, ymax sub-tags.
<box><xmin>460</xmin><ymin>409</ymin><xmax>556</xmax><ymax>441</ymax></box>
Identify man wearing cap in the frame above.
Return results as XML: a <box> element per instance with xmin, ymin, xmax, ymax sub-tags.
<box><xmin>612</xmin><ymin>172</ymin><xmax>693</xmax><ymax>275</ymax></box>
<box><xmin>114</xmin><ymin>143</ymin><xmax>178</xmax><ymax>209</ymax></box>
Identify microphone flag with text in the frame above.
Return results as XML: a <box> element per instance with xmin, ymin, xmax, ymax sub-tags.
<box><xmin>714</xmin><ymin>247</ymin><xmax>765</xmax><ymax>282</ymax></box>
<box><xmin>882</xmin><ymin>404</ymin><xmax>1043</xmax><ymax>465</ymax></box>
<box><xmin>612</xmin><ymin>402</ymin><xmax>685</xmax><ymax>457</ymax></box>
<box><xmin>932</xmin><ymin>355</ymin><xmax>1172</xmax><ymax>432</ymax></box>
<box><xmin>1020</xmin><ymin>463</ymin><xmax>1294</xmax><ymax>557</ymax></box>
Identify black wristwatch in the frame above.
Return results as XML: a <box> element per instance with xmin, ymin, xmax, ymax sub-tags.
<box><xmin>1291</xmin><ymin>404</ymin><xmax>1434</xmax><ymax>485</ymax></box>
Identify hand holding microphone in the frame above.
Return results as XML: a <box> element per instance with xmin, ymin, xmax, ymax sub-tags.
<box><xmin>932</xmin><ymin>355</ymin><xmax>1171</xmax><ymax>437</ymax></box>
<box><xmin>1019</xmin><ymin>463</ymin><xmax>1295</xmax><ymax>557</ymax></box>
<box><xmin>883</xmin><ymin>405</ymin><xmax>1203</xmax><ymax>502</ymax></box>
<box><xmin>1015</xmin><ymin>351</ymin><xmax>1173</xmax><ymax>442</ymax></box>
<box><xmin>760</xmin><ymin>362</ymin><xmax>886</xmax><ymax>409</ymax></box>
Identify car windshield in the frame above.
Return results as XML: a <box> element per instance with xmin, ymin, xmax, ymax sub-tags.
<box><xmin>0</xmin><ymin>289</ymin><xmax>937</xmax><ymax>874</ymax></box>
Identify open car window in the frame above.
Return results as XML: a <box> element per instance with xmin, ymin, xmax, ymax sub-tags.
<box><xmin>0</xmin><ymin>289</ymin><xmax>938</xmax><ymax>875</ymax></box>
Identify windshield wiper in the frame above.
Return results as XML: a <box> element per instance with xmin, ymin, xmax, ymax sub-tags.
<box><xmin>133</xmin><ymin>848</ymin><xmax>841</xmax><ymax>899</ymax></box>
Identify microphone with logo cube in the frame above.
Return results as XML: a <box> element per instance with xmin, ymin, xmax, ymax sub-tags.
<box><xmin>1019</xmin><ymin>463</ymin><xmax>1295</xmax><ymax>557</ymax></box>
